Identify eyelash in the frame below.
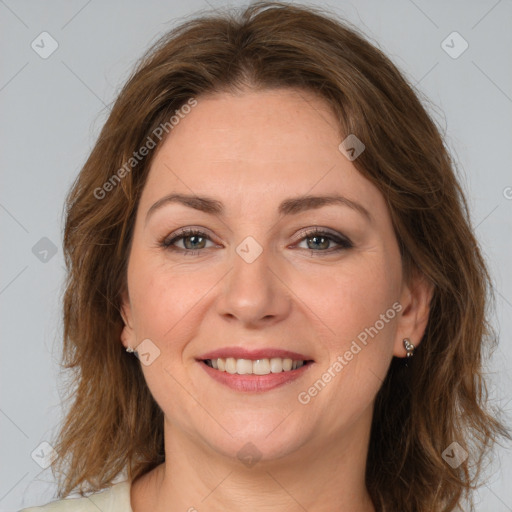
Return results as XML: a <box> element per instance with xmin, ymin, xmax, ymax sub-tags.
<box><xmin>160</xmin><ymin>227</ymin><xmax>353</xmax><ymax>256</ymax></box>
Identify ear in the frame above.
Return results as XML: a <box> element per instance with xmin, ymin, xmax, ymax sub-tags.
<box><xmin>393</xmin><ymin>268</ymin><xmax>434</xmax><ymax>357</ymax></box>
<box><xmin>120</xmin><ymin>291</ymin><xmax>136</xmax><ymax>350</ymax></box>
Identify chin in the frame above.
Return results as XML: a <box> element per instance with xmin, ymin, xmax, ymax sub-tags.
<box><xmin>201</xmin><ymin>413</ymin><xmax>312</xmax><ymax>462</ymax></box>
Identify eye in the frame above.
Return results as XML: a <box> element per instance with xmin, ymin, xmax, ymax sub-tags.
<box><xmin>160</xmin><ymin>228</ymin><xmax>216</xmax><ymax>254</ymax></box>
<box><xmin>294</xmin><ymin>227</ymin><xmax>353</xmax><ymax>253</ymax></box>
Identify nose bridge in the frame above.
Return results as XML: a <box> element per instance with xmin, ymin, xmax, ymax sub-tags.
<box><xmin>217</xmin><ymin>235</ymin><xmax>289</xmax><ymax>324</ymax></box>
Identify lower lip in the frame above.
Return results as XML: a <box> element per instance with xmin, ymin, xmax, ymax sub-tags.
<box><xmin>198</xmin><ymin>361</ymin><xmax>313</xmax><ymax>392</ymax></box>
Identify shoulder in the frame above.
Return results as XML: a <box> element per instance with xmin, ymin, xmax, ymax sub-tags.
<box><xmin>18</xmin><ymin>480</ymin><xmax>132</xmax><ymax>512</ymax></box>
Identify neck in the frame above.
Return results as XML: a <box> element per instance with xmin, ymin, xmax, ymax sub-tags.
<box><xmin>131</xmin><ymin>406</ymin><xmax>376</xmax><ymax>512</ymax></box>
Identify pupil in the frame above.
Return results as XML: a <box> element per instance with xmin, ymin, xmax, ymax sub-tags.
<box><xmin>309</xmin><ymin>236</ymin><xmax>328</xmax><ymax>250</ymax></box>
<box><xmin>185</xmin><ymin>235</ymin><xmax>204</xmax><ymax>249</ymax></box>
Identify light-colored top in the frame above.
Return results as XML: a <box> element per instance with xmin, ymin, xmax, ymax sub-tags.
<box><xmin>19</xmin><ymin>480</ymin><xmax>132</xmax><ymax>512</ymax></box>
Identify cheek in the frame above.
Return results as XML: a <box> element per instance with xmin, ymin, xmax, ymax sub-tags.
<box><xmin>304</xmin><ymin>251</ymin><xmax>401</xmax><ymax>343</ymax></box>
<box><xmin>313</xmin><ymin>253</ymin><xmax>401</xmax><ymax>386</ymax></box>
<box><xmin>127</xmin><ymin>251</ymin><xmax>175</xmax><ymax>336</ymax></box>
<box><xmin>126</xmin><ymin>251</ymin><xmax>219</xmax><ymax>343</ymax></box>
<box><xmin>298</xmin><ymin>257</ymin><xmax>401</xmax><ymax>429</ymax></box>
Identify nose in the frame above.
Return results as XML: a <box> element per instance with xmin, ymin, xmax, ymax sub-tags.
<box><xmin>215</xmin><ymin>241</ymin><xmax>292</xmax><ymax>328</ymax></box>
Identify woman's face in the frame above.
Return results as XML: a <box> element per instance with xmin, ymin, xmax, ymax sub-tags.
<box><xmin>121</xmin><ymin>88</ymin><xmax>428</xmax><ymax>463</ymax></box>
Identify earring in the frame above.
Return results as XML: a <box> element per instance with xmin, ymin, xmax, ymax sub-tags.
<box><xmin>126</xmin><ymin>346</ymin><xmax>136</xmax><ymax>353</ymax></box>
<box><xmin>403</xmin><ymin>338</ymin><xmax>415</xmax><ymax>358</ymax></box>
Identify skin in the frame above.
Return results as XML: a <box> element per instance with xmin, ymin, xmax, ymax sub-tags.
<box><xmin>121</xmin><ymin>87</ymin><xmax>433</xmax><ymax>512</ymax></box>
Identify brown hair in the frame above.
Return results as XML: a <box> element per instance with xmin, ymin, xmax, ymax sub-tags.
<box><xmin>52</xmin><ymin>2</ymin><xmax>510</xmax><ymax>510</ymax></box>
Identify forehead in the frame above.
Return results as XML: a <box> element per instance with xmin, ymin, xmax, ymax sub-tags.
<box><xmin>141</xmin><ymin>88</ymin><xmax>382</xmax><ymax>213</ymax></box>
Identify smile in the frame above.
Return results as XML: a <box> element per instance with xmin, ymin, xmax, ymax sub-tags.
<box><xmin>203</xmin><ymin>357</ymin><xmax>310</xmax><ymax>375</ymax></box>
<box><xmin>198</xmin><ymin>358</ymin><xmax>314</xmax><ymax>392</ymax></box>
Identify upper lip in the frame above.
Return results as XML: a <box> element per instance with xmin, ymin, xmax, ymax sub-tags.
<box><xmin>198</xmin><ymin>347</ymin><xmax>314</xmax><ymax>361</ymax></box>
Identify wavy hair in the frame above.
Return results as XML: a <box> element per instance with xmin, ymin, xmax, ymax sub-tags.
<box><xmin>51</xmin><ymin>2</ymin><xmax>510</xmax><ymax>510</ymax></box>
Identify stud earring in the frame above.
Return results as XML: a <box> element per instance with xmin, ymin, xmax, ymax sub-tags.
<box><xmin>403</xmin><ymin>338</ymin><xmax>415</xmax><ymax>358</ymax></box>
<box><xmin>126</xmin><ymin>346</ymin><xmax>136</xmax><ymax>353</ymax></box>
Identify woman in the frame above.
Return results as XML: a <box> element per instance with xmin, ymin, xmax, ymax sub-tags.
<box><xmin>20</xmin><ymin>1</ymin><xmax>510</xmax><ymax>511</ymax></box>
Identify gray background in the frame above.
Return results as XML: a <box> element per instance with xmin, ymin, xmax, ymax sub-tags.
<box><xmin>1</xmin><ymin>0</ymin><xmax>511</xmax><ymax>510</ymax></box>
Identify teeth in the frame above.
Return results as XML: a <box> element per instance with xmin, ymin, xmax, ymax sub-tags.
<box><xmin>225</xmin><ymin>357</ymin><xmax>237</xmax><ymax>374</ymax></box>
<box><xmin>253</xmin><ymin>358</ymin><xmax>270</xmax><ymax>375</ymax></box>
<box><xmin>236</xmin><ymin>359</ymin><xmax>252</xmax><ymax>374</ymax></box>
<box><xmin>269</xmin><ymin>357</ymin><xmax>284</xmax><ymax>373</ymax></box>
<box><xmin>204</xmin><ymin>357</ymin><xmax>306</xmax><ymax>375</ymax></box>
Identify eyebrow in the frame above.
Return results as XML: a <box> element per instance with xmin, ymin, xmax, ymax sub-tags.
<box><xmin>145</xmin><ymin>192</ymin><xmax>372</xmax><ymax>223</ymax></box>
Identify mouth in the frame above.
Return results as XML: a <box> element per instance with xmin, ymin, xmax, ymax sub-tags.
<box><xmin>196</xmin><ymin>346</ymin><xmax>315</xmax><ymax>392</ymax></box>
<box><xmin>202</xmin><ymin>357</ymin><xmax>313</xmax><ymax>375</ymax></box>
<box><xmin>196</xmin><ymin>348</ymin><xmax>315</xmax><ymax>392</ymax></box>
